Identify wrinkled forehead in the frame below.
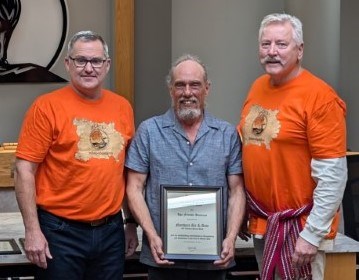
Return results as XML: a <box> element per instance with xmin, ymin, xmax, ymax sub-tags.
<box><xmin>71</xmin><ymin>39</ymin><xmax>105</xmax><ymax>56</ymax></box>
<box><xmin>173</xmin><ymin>60</ymin><xmax>205</xmax><ymax>82</ymax></box>
<box><xmin>260</xmin><ymin>21</ymin><xmax>294</xmax><ymax>40</ymax></box>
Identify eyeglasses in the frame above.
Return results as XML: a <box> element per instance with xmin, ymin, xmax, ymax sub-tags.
<box><xmin>68</xmin><ymin>56</ymin><xmax>107</xmax><ymax>68</ymax></box>
<box><xmin>173</xmin><ymin>81</ymin><xmax>203</xmax><ymax>93</ymax></box>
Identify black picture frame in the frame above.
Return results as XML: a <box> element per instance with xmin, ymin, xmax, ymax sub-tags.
<box><xmin>160</xmin><ymin>185</ymin><xmax>223</xmax><ymax>261</ymax></box>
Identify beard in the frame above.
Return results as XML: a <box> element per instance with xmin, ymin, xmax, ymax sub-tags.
<box><xmin>172</xmin><ymin>96</ymin><xmax>204</xmax><ymax>122</ymax></box>
<box><xmin>176</xmin><ymin>107</ymin><xmax>202</xmax><ymax>122</ymax></box>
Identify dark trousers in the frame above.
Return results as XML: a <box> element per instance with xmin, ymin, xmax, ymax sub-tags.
<box><xmin>36</xmin><ymin>209</ymin><xmax>125</xmax><ymax>280</ymax></box>
<box><xmin>148</xmin><ymin>266</ymin><xmax>227</xmax><ymax>280</ymax></box>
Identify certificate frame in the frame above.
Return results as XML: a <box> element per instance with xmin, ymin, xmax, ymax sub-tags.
<box><xmin>0</xmin><ymin>238</ymin><xmax>21</xmax><ymax>255</ymax></box>
<box><xmin>160</xmin><ymin>185</ymin><xmax>223</xmax><ymax>261</ymax></box>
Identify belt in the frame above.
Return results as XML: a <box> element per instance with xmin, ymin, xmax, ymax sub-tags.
<box><xmin>72</xmin><ymin>212</ymin><xmax>121</xmax><ymax>227</ymax></box>
<box><xmin>37</xmin><ymin>208</ymin><xmax>122</xmax><ymax>228</ymax></box>
<box><xmin>88</xmin><ymin>215</ymin><xmax>114</xmax><ymax>227</ymax></box>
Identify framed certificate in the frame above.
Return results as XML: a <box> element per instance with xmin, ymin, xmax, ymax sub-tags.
<box><xmin>0</xmin><ymin>239</ymin><xmax>21</xmax><ymax>255</ymax></box>
<box><xmin>160</xmin><ymin>185</ymin><xmax>223</xmax><ymax>260</ymax></box>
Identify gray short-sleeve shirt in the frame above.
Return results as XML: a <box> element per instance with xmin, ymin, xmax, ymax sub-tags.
<box><xmin>125</xmin><ymin>109</ymin><xmax>242</xmax><ymax>270</ymax></box>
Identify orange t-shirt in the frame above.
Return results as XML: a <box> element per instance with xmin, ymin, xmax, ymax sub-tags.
<box><xmin>16</xmin><ymin>86</ymin><xmax>134</xmax><ymax>221</ymax></box>
<box><xmin>238</xmin><ymin>69</ymin><xmax>346</xmax><ymax>238</ymax></box>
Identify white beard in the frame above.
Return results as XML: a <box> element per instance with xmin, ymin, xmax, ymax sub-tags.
<box><xmin>177</xmin><ymin>107</ymin><xmax>201</xmax><ymax>122</ymax></box>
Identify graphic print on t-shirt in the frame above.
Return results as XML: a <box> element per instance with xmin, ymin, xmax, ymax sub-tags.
<box><xmin>73</xmin><ymin>118</ymin><xmax>125</xmax><ymax>161</ymax></box>
<box><xmin>242</xmin><ymin>104</ymin><xmax>281</xmax><ymax>150</ymax></box>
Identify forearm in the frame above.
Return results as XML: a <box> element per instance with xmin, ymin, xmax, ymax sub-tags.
<box><xmin>226</xmin><ymin>174</ymin><xmax>246</xmax><ymax>242</ymax></box>
<box><xmin>126</xmin><ymin>171</ymin><xmax>158</xmax><ymax>238</ymax></box>
<box><xmin>129</xmin><ymin>192</ymin><xmax>157</xmax><ymax>236</ymax></box>
<box><xmin>14</xmin><ymin>159</ymin><xmax>41</xmax><ymax>232</ymax></box>
<box><xmin>300</xmin><ymin>157</ymin><xmax>347</xmax><ymax>246</ymax></box>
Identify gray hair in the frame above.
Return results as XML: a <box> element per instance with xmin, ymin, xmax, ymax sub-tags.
<box><xmin>67</xmin><ymin>30</ymin><xmax>109</xmax><ymax>58</ymax></box>
<box><xmin>259</xmin><ymin>13</ymin><xmax>304</xmax><ymax>46</ymax></box>
<box><xmin>166</xmin><ymin>54</ymin><xmax>209</xmax><ymax>87</ymax></box>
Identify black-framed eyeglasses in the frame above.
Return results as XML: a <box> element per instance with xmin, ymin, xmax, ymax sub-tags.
<box><xmin>68</xmin><ymin>56</ymin><xmax>107</xmax><ymax>68</ymax></box>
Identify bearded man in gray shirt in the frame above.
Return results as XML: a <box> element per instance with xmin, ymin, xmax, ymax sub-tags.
<box><xmin>125</xmin><ymin>54</ymin><xmax>246</xmax><ymax>280</ymax></box>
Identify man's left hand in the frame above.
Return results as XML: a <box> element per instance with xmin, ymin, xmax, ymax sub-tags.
<box><xmin>292</xmin><ymin>236</ymin><xmax>318</xmax><ymax>268</ymax></box>
<box><xmin>125</xmin><ymin>223</ymin><xmax>139</xmax><ymax>257</ymax></box>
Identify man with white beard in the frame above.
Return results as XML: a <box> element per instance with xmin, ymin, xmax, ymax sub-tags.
<box><xmin>125</xmin><ymin>54</ymin><xmax>246</xmax><ymax>280</ymax></box>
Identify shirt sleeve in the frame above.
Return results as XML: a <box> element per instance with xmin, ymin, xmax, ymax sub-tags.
<box><xmin>16</xmin><ymin>101</ymin><xmax>53</xmax><ymax>162</ymax></box>
<box><xmin>308</xmin><ymin>97</ymin><xmax>346</xmax><ymax>159</ymax></box>
<box><xmin>300</xmin><ymin>157</ymin><xmax>347</xmax><ymax>246</ymax></box>
<box><xmin>125</xmin><ymin>121</ymin><xmax>150</xmax><ymax>173</ymax></box>
<box><xmin>227</xmin><ymin>128</ymin><xmax>243</xmax><ymax>175</ymax></box>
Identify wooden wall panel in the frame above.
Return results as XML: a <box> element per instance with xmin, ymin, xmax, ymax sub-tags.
<box><xmin>114</xmin><ymin>0</ymin><xmax>134</xmax><ymax>105</ymax></box>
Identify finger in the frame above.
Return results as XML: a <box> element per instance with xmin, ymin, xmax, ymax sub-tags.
<box><xmin>39</xmin><ymin>256</ymin><xmax>48</xmax><ymax>268</ymax></box>
<box><xmin>220</xmin><ymin>247</ymin><xmax>229</xmax><ymax>259</ymax></box>
<box><xmin>151</xmin><ymin>246</ymin><xmax>175</xmax><ymax>265</ymax></box>
<box><xmin>26</xmin><ymin>252</ymin><xmax>35</xmax><ymax>264</ymax></box>
<box><xmin>292</xmin><ymin>252</ymin><xmax>299</xmax><ymax>267</ymax></box>
<box><xmin>150</xmin><ymin>246</ymin><xmax>163</xmax><ymax>263</ymax></box>
<box><xmin>157</xmin><ymin>259</ymin><xmax>175</xmax><ymax>265</ymax></box>
<box><xmin>36</xmin><ymin>247</ymin><xmax>49</xmax><ymax>268</ymax></box>
<box><xmin>214</xmin><ymin>252</ymin><xmax>233</xmax><ymax>268</ymax></box>
<box><xmin>29</xmin><ymin>252</ymin><xmax>44</xmax><ymax>268</ymax></box>
<box><xmin>214</xmin><ymin>258</ymin><xmax>230</xmax><ymax>268</ymax></box>
<box><xmin>31</xmin><ymin>252</ymin><xmax>40</xmax><ymax>265</ymax></box>
<box><xmin>155</xmin><ymin>247</ymin><xmax>165</xmax><ymax>260</ymax></box>
<box><xmin>296</xmin><ymin>256</ymin><xmax>305</xmax><ymax>267</ymax></box>
<box><xmin>125</xmin><ymin>248</ymin><xmax>133</xmax><ymax>257</ymax></box>
<box><xmin>127</xmin><ymin>244</ymin><xmax>137</xmax><ymax>256</ymax></box>
<box><xmin>151</xmin><ymin>249</ymin><xmax>170</xmax><ymax>264</ymax></box>
<box><xmin>126</xmin><ymin>243</ymin><xmax>134</xmax><ymax>254</ymax></box>
<box><xmin>133</xmin><ymin>241</ymin><xmax>139</xmax><ymax>249</ymax></box>
<box><xmin>45</xmin><ymin>245</ymin><xmax>52</xmax><ymax>259</ymax></box>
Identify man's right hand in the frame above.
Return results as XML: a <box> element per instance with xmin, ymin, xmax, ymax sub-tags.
<box><xmin>24</xmin><ymin>229</ymin><xmax>52</xmax><ymax>269</ymax></box>
<box><xmin>148</xmin><ymin>234</ymin><xmax>174</xmax><ymax>266</ymax></box>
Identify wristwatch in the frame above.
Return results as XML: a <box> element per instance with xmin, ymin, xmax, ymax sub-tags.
<box><xmin>124</xmin><ymin>217</ymin><xmax>138</xmax><ymax>226</ymax></box>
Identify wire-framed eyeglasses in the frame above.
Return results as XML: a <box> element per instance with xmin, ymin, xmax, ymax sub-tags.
<box><xmin>68</xmin><ymin>56</ymin><xmax>108</xmax><ymax>68</ymax></box>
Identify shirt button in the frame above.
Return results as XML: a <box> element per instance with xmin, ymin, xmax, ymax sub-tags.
<box><xmin>189</xmin><ymin>183</ymin><xmax>193</xmax><ymax>186</ymax></box>
<box><xmin>189</xmin><ymin>162</ymin><xmax>193</xmax><ymax>166</ymax></box>
<box><xmin>187</xmin><ymin>141</ymin><xmax>190</xmax><ymax>145</ymax></box>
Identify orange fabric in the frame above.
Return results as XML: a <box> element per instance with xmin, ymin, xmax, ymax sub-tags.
<box><xmin>16</xmin><ymin>86</ymin><xmax>134</xmax><ymax>221</ymax></box>
<box><xmin>238</xmin><ymin>69</ymin><xmax>346</xmax><ymax>238</ymax></box>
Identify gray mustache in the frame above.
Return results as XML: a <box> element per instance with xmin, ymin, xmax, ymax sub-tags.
<box><xmin>264</xmin><ymin>57</ymin><xmax>281</xmax><ymax>63</ymax></box>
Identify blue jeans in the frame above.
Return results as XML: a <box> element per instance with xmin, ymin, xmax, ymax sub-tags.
<box><xmin>36</xmin><ymin>209</ymin><xmax>125</xmax><ymax>280</ymax></box>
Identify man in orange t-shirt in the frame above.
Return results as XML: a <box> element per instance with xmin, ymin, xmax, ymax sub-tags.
<box><xmin>15</xmin><ymin>31</ymin><xmax>138</xmax><ymax>280</ymax></box>
<box><xmin>238</xmin><ymin>14</ymin><xmax>347</xmax><ymax>280</ymax></box>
